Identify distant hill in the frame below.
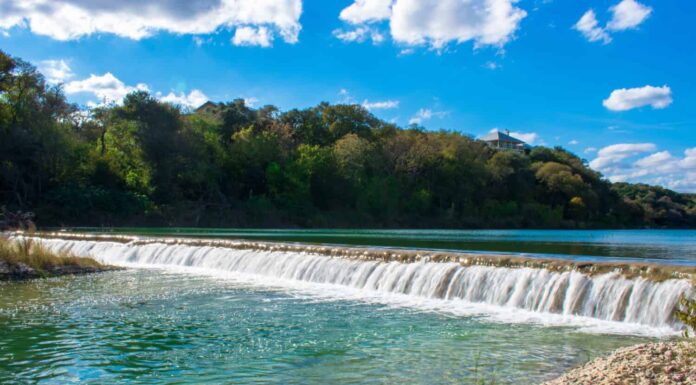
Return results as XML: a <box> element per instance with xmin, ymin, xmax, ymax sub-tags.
<box><xmin>1</xmin><ymin>49</ymin><xmax>694</xmax><ymax>228</ymax></box>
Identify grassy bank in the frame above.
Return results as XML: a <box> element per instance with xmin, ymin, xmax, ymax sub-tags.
<box><xmin>0</xmin><ymin>237</ymin><xmax>116</xmax><ymax>280</ymax></box>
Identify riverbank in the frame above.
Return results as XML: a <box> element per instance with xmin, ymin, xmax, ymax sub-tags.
<box><xmin>542</xmin><ymin>341</ymin><xmax>696</xmax><ymax>384</ymax></box>
<box><xmin>0</xmin><ymin>237</ymin><xmax>118</xmax><ymax>280</ymax></box>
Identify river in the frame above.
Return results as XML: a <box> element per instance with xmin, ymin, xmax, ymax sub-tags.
<box><xmin>1</xmin><ymin>229</ymin><xmax>694</xmax><ymax>384</ymax></box>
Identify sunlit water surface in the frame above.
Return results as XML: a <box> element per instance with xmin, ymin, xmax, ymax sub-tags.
<box><xmin>0</xmin><ymin>270</ymin><xmax>651</xmax><ymax>385</ymax></box>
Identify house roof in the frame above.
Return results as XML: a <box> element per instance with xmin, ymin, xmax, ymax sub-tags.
<box><xmin>481</xmin><ymin>130</ymin><xmax>525</xmax><ymax>144</ymax></box>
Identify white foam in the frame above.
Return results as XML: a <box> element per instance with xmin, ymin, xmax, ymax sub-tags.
<box><xmin>21</xmin><ymin>236</ymin><xmax>692</xmax><ymax>337</ymax></box>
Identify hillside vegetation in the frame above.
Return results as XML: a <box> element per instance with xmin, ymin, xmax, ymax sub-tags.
<box><xmin>1</xmin><ymin>50</ymin><xmax>694</xmax><ymax>228</ymax></box>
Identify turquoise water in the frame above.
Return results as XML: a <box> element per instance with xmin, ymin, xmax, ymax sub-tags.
<box><xmin>0</xmin><ymin>270</ymin><xmax>649</xmax><ymax>385</ymax></box>
<box><xmin>4</xmin><ymin>229</ymin><xmax>693</xmax><ymax>384</ymax></box>
<box><xmin>68</xmin><ymin>228</ymin><xmax>696</xmax><ymax>265</ymax></box>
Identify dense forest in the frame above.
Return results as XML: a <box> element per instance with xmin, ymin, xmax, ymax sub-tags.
<box><xmin>1</xmin><ymin>50</ymin><xmax>695</xmax><ymax>228</ymax></box>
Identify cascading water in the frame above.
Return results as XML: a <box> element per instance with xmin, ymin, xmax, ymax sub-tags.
<box><xmin>23</xmin><ymin>236</ymin><xmax>693</xmax><ymax>332</ymax></box>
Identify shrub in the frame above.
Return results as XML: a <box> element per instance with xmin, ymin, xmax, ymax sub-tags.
<box><xmin>0</xmin><ymin>238</ymin><xmax>103</xmax><ymax>275</ymax></box>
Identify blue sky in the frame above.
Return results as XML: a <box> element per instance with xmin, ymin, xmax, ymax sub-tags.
<box><xmin>1</xmin><ymin>0</ymin><xmax>695</xmax><ymax>191</ymax></box>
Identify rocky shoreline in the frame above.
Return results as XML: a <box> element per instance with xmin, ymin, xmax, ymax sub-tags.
<box><xmin>542</xmin><ymin>341</ymin><xmax>696</xmax><ymax>385</ymax></box>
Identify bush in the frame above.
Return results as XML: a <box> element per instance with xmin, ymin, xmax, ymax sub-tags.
<box><xmin>0</xmin><ymin>238</ymin><xmax>103</xmax><ymax>275</ymax></box>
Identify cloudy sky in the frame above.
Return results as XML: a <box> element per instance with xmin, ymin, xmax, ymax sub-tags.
<box><xmin>1</xmin><ymin>0</ymin><xmax>695</xmax><ymax>191</ymax></box>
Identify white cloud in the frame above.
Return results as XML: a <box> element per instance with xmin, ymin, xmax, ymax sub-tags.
<box><xmin>589</xmin><ymin>142</ymin><xmax>656</xmax><ymax>170</ymax></box>
<box><xmin>584</xmin><ymin>147</ymin><xmax>598</xmax><ymax>154</ymax></box>
<box><xmin>408</xmin><ymin>111</ymin><xmax>428</xmax><ymax>125</ymax></box>
<box><xmin>607</xmin><ymin>0</ymin><xmax>652</xmax><ymax>31</ymax></box>
<box><xmin>244</xmin><ymin>97</ymin><xmax>259</xmax><ymax>107</ymax></box>
<box><xmin>603</xmin><ymin>85</ymin><xmax>672</xmax><ymax>111</ymax></box>
<box><xmin>38</xmin><ymin>59</ymin><xmax>73</xmax><ymax>84</ymax></box>
<box><xmin>574</xmin><ymin>10</ymin><xmax>611</xmax><ymax>44</ymax></box>
<box><xmin>681</xmin><ymin>148</ymin><xmax>696</xmax><ymax>169</ymax></box>
<box><xmin>232</xmin><ymin>26</ymin><xmax>272</xmax><ymax>47</ymax></box>
<box><xmin>483</xmin><ymin>61</ymin><xmax>501</xmax><ymax>70</ymax></box>
<box><xmin>409</xmin><ymin>108</ymin><xmax>448</xmax><ymax>125</ymax></box>
<box><xmin>64</xmin><ymin>73</ymin><xmax>149</xmax><ymax>104</ymax></box>
<box><xmin>362</xmin><ymin>99</ymin><xmax>399</xmax><ymax>110</ymax></box>
<box><xmin>487</xmin><ymin>128</ymin><xmax>539</xmax><ymax>144</ymax></box>
<box><xmin>598</xmin><ymin>143</ymin><xmax>657</xmax><ymax>157</ymax></box>
<box><xmin>65</xmin><ymin>72</ymin><xmax>209</xmax><ymax>109</ymax></box>
<box><xmin>338</xmin><ymin>88</ymin><xmax>355</xmax><ymax>104</ymax></box>
<box><xmin>336</xmin><ymin>0</ymin><xmax>527</xmax><ymax>50</ymax></box>
<box><xmin>333</xmin><ymin>26</ymin><xmax>385</xmax><ymax>44</ymax></box>
<box><xmin>158</xmin><ymin>89</ymin><xmax>208</xmax><ymax>109</ymax></box>
<box><xmin>339</xmin><ymin>0</ymin><xmax>392</xmax><ymax>24</ymax></box>
<box><xmin>338</xmin><ymin>90</ymin><xmax>399</xmax><ymax>110</ymax></box>
<box><xmin>0</xmin><ymin>0</ymin><xmax>302</xmax><ymax>45</ymax></box>
<box><xmin>659</xmin><ymin>173</ymin><xmax>696</xmax><ymax>193</ymax></box>
<box><xmin>575</xmin><ymin>0</ymin><xmax>650</xmax><ymax>43</ymax></box>
<box><xmin>569</xmin><ymin>139</ymin><xmax>579</xmax><ymax>145</ymax></box>
<box><xmin>398</xmin><ymin>48</ymin><xmax>415</xmax><ymax>56</ymax></box>
<box><xmin>590</xmin><ymin>145</ymin><xmax>696</xmax><ymax>192</ymax></box>
<box><xmin>634</xmin><ymin>150</ymin><xmax>671</xmax><ymax>169</ymax></box>
<box><xmin>510</xmin><ymin>131</ymin><xmax>538</xmax><ymax>144</ymax></box>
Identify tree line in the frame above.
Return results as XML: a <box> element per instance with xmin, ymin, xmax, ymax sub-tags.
<box><xmin>1</xmin><ymin>50</ymin><xmax>694</xmax><ymax>228</ymax></box>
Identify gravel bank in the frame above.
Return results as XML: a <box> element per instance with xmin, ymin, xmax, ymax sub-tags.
<box><xmin>542</xmin><ymin>341</ymin><xmax>695</xmax><ymax>385</ymax></box>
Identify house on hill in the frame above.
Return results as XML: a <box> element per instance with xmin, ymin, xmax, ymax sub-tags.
<box><xmin>482</xmin><ymin>130</ymin><xmax>532</xmax><ymax>153</ymax></box>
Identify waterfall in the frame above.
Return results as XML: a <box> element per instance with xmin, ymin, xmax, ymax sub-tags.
<box><xmin>24</xmin><ymin>236</ymin><xmax>692</xmax><ymax>332</ymax></box>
